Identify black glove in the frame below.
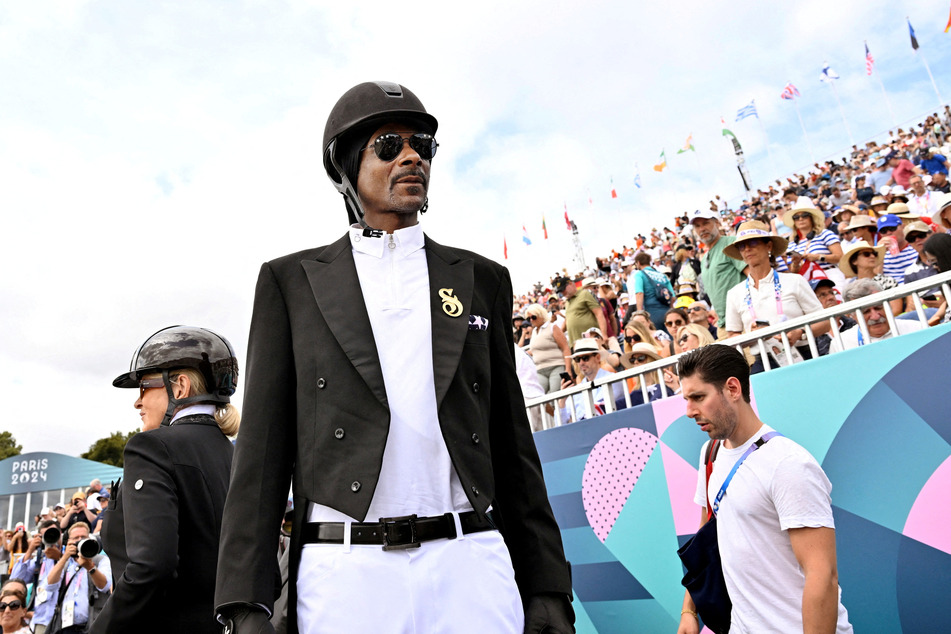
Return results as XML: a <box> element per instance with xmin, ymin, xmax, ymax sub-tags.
<box><xmin>523</xmin><ymin>593</ymin><xmax>575</xmax><ymax>634</ymax></box>
<box><xmin>220</xmin><ymin>605</ymin><xmax>275</xmax><ymax>634</ymax></box>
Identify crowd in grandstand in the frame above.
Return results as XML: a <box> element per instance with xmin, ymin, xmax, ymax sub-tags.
<box><xmin>515</xmin><ymin>109</ymin><xmax>951</xmax><ymax>423</ymax></box>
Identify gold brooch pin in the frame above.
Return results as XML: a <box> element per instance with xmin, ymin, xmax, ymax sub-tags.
<box><xmin>438</xmin><ymin>288</ymin><xmax>463</xmax><ymax>317</ymax></box>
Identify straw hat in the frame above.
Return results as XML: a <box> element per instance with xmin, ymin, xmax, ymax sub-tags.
<box><xmin>886</xmin><ymin>202</ymin><xmax>918</xmax><ymax>219</ymax></box>
<box><xmin>620</xmin><ymin>342</ymin><xmax>662</xmax><ymax>369</ymax></box>
<box><xmin>783</xmin><ymin>197</ymin><xmax>825</xmax><ymax>231</ymax></box>
<box><xmin>724</xmin><ymin>221</ymin><xmax>789</xmax><ymax>260</ymax></box>
<box><xmin>937</xmin><ymin>192</ymin><xmax>951</xmax><ymax>229</ymax></box>
<box><xmin>569</xmin><ymin>339</ymin><xmax>606</xmax><ymax>359</ymax></box>
<box><xmin>847</xmin><ymin>214</ymin><xmax>876</xmax><ymax>230</ymax></box>
<box><xmin>832</xmin><ymin>204</ymin><xmax>860</xmax><ymax>221</ymax></box>
<box><xmin>839</xmin><ymin>240</ymin><xmax>886</xmax><ymax>277</ymax></box>
<box><xmin>869</xmin><ymin>195</ymin><xmax>889</xmax><ymax>208</ymax></box>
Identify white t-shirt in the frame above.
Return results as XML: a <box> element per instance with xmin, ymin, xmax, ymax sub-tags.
<box><xmin>828</xmin><ymin>318</ymin><xmax>925</xmax><ymax>353</ymax></box>
<box><xmin>724</xmin><ymin>271</ymin><xmax>823</xmax><ymax>345</ymax></box>
<box><xmin>694</xmin><ymin>425</ymin><xmax>852</xmax><ymax>633</ymax></box>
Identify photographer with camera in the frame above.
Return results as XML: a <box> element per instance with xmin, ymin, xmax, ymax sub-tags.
<box><xmin>58</xmin><ymin>494</ymin><xmax>97</xmax><ymax>532</ymax></box>
<box><xmin>10</xmin><ymin>520</ymin><xmax>63</xmax><ymax>634</ymax></box>
<box><xmin>45</xmin><ymin>522</ymin><xmax>110</xmax><ymax>633</ymax></box>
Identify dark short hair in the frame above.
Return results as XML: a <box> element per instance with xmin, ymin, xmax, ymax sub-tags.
<box><xmin>634</xmin><ymin>252</ymin><xmax>652</xmax><ymax>266</ymax></box>
<box><xmin>38</xmin><ymin>519</ymin><xmax>57</xmax><ymax>531</ymax></box>
<box><xmin>923</xmin><ymin>233</ymin><xmax>951</xmax><ymax>273</ymax></box>
<box><xmin>677</xmin><ymin>344</ymin><xmax>751</xmax><ymax>403</ymax></box>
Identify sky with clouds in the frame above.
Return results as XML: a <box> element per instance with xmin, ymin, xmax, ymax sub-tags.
<box><xmin>3</xmin><ymin>0</ymin><xmax>950</xmax><ymax>455</ymax></box>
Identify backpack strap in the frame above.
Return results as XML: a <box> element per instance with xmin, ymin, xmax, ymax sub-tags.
<box><xmin>703</xmin><ymin>439</ymin><xmax>720</xmax><ymax>522</ymax></box>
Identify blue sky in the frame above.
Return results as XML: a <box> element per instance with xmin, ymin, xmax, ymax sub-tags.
<box><xmin>2</xmin><ymin>1</ymin><xmax>950</xmax><ymax>454</ymax></box>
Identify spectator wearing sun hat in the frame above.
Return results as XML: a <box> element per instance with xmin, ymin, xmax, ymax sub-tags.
<box><xmin>617</xmin><ymin>342</ymin><xmax>676</xmax><ymax>408</ymax></box>
<box><xmin>724</xmin><ymin>220</ymin><xmax>827</xmax><ymax>367</ymax></box>
<box><xmin>847</xmin><ymin>214</ymin><xmax>877</xmax><ymax>245</ymax></box>
<box><xmin>877</xmin><ymin>214</ymin><xmax>918</xmax><ymax>283</ymax></box>
<box><xmin>556</xmin><ymin>339</ymin><xmax>625</xmax><ymax>424</ymax></box>
<box><xmin>839</xmin><ymin>240</ymin><xmax>905</xmax><ymax>318</ymax></box>
<box><xmin>785</xmin><ymin>197</ymin><xmax>847</xmax><ymax>290</ymax></box>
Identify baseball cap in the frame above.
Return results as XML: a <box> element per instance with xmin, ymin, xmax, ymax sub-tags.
<box><xmin>688</xmin><ymin>208</ymin><xmax>719</xmax><ymax>223</ymax></box>
<box><xmin>809</xmin><ymin>278</ymin><xmax>836</xmax><ymax>292</ymax></box>
<box><xmin>877</xmin><ymin>214</ymin><xmax>901</xmax><ymax>230</ymax></box>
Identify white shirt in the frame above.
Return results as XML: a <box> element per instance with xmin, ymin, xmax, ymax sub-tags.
<box><xmin>907</xmin><ymin>190</ymin><xmax>941</xmax><ymax>217</ymax></box>
<box><xmin>724</xmin><ymin>271</ymin><xmax>823</xmax><ymax>337</ymax></box>
<box><xmin>308</xmin><ymin>224</ymin><xmax>470</xmax><ymax>524</ymax></box>
<box><xmin>828</xmin><ymin>318</ymin><xmax>925</xmax><ymax>353</ymax></box>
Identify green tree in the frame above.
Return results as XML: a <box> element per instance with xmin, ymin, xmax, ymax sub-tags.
<box><xmin>0</xmin><ymin>431</ymin><xmax>22</xmax><ymax>460</ymax></box>
<box><xmin>81</xmin><ymin>431</ymin><xmax>137</xmax><ymax>467</ymax></box>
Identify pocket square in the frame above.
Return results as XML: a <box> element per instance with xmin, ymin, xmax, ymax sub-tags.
<box><xmin>468</xmin><ymin>315</ymin><xmax>489</xmax><ymax>331</ymax></box>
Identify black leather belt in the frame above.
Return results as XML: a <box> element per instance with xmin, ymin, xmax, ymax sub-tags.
<box><xmin>301</xmin><ymin>511</ymin><xmax>496</xmax><ymax>551</ymax></box>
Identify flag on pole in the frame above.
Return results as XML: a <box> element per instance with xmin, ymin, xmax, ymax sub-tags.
<box><xmin>736</xmin><ymin>100</ymin><xmax>758</xmax><ymax>121</ymax></box>
<box><xmin>908</xmin><ymin>17</ymin><xmax>919</xmax><ymax>50</ymax></box>
<box><xmin>542</xmin><ymin>215</ymin><xmax>548</xmax><ymax>239</ymax></box>
<box><xmin>946</xmin><ymin>5</ymin><xmax>951</xmax><ymax>33</ymax></box>
<box><xmin>865</xmin><ymin>42</ymin><xmax>875</xmax><ymax>75</ymax></box>
<box><xmin>521</xmin><ymin>224</ymin><xmax>531</xmax><ymax>246</ymax></box>
<box><xmin>780</xmin><ymin>82</ymin><xmax>800</xmax><ymax>100</ymax></box>
<box><xmin>653</xmin><ymin>150</ymin><xmax>667</xmax><ymax>172</ymax></box>
<box><xmin>634</xmin><ymin>163</ymin><xmax>642</xmax><ymax>189</ymax></box>
<box><xmin>676</xmin><ymin>134</ymin><xmax>695</xmax><ymax>154</ymax></box>
<box><xmin>610</xmin><ymin>177</ymin><xmax>618</xmax><ymax>198</ymax></box>
<box><xmin>820</xmin><ymin>64</ymin><xmax>840</xmax><ymax>82</ymax></box>
<box><xmin>503</xmin><ymin>236</ymin><xmax>508</xmax><ymax>260</ymax></box>
<box><xmin>563</xmin><ymin>202</ymin><xmax>571</xmax><ymax>230</ymax></box>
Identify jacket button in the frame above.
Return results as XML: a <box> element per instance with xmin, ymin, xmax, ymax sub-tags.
<box><xmin>472</xmin><ymin>382</ymin><xmax>480</xmax><ymax>393</ymax></box>
<box><xmin>351</xmin><ymin>481</ymin><xmax>361</xmax><ymax>492</ymax></box>
<box><xmin>334</xmin><ymin>428</ymin><xmax>345</xmax><ymax>439</ymax></box>
<box><xmin>471</xmin><ymin>485</ymin><xmax>479</xmax><ymax>496</ymax></box>
<box><xmin>471</xmin><ymin>433</ymin><xmax>480</xmax><ymax>444</ymax></box>
<box><xmin>317</xmin><ymin>378</ymin><xmax>326</xmax><ymax>389</ymax></box>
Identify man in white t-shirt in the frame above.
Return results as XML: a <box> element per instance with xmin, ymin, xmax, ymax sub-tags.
<box><xmin>829</xmin><ymin>279</ymin><xmax>925</xmax><ymax>353</ymax></box>
<box><xmin>676</xmin><ymin>345</ymin><xmax>852</xmax><ymax>634</ymax></box>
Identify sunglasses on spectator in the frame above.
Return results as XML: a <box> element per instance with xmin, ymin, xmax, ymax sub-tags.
<box><xmin>792</xmin><ymin>213</ymin><xmax>813</xmax><ymax>221</ymax></box>
<box><xmin>856</xmin><ymin>251</ymin><xmax>877</xmax><ymax>258</ymax></box>
<box><xmin>624</xmin><ymin>334</ymin><xmax>643</xmax><ymax>343</ymax></box>
<box><xmin>687</xmin><ymin>305</ymin><xmax>705</xmax><ymax>313</ymax></box>
<box><xmin>528</xmin><ymin>315</ymin><xmax>539</xmax><ymax>321</ymax></box>
<box><xmin>575</xmin><ymin>353</ymin><xmax>598</xmax><ymax>362</ymax></box>
<box><xmin>665</xmin><ymin>319</ymin><xmax>685</xmax><ymax>327</ymax></box>
<box><xmin>906</xmin><ymin>232</ymin><xmax>928</xmax><ymax>243</ymax></box>
<box><xmin>138</xmin><ymin>377</ymin><xmax>166</xmax><ymax>398</ymax></box>
<box><xmin>0</xmin><ymin>600</ymin><xmax>23</xmax><ymax>611</ymax></box>
<box><xmin>629</xmin><ymin>354</ymin><xmax>650</xmax><ymax>364</ymax></box>
<box><xmin>878</xmin><ymin>226</ymin><xmax>898</xmax><ymax>235</ymax></box>
<box><xmin>678</xmin><ymin>335</ymin><xmax>692</xmax><ymax>345</ymax></box>
<box><xmin>364</xmin><ymin>133</ymin><xmax>438</xmax><ymax>162</ymax></box>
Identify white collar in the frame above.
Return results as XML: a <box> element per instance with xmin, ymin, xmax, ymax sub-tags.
<box><xmin>349</xmin><ymin>223</ymin><xmax>425</xmax><ymax>259</ymax></box>
<box><xmin>170</xmin><ymin>403</ymin><xmax>216</xmax><ymax>424</ymax></box>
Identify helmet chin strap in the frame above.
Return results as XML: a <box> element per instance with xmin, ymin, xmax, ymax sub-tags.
<box><xmin>159</xmin><ymin>369</ymin><xmax>226</xmax><ymax>427</ymax></box>
<box><xmin>327</xmin><ymin>138</ymin><xmax>428</xmax><ymax>228</ymax></box>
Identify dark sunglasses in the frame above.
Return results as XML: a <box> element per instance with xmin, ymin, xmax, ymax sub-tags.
<box><xmin>856</xmin><ymin>251</ymin><xmax>877</xmax><ymax>258</ymax></box>
<box><xmin>687</xmin><ymin>305</ymin><xmax>705</xmax><ymax>313</ymax></box>
<box><xmin>665</xmin><ymin>319</ymin><xmax>685</xmax><ymax>327</ymax></box>
<box><xmin>678</xmin><ymin>334</ymin><xmax>692</xmax><ymax>345</ymax></box>
<box><xmin>906</xmin><ymin>232</ymin><xmax>928</xmax><ymax>242</ymax></box>
<box><xmin>575</xmin><ymin>353</ymin><xmax>598</xmax><ymax>362</ymax></box>
<box><xmin>527</xmin><ymin>315</ymin><xmax>539</xmax><ymax>321</ymax></box>
<box><xmin>629</xmin><ymin>354</ymin><xmax>650</xmax><ymax>364</ymax></box>
<box><xmin>0</xmin><ymin>600</ymin><xmax>23</xmax><ymax>611</ymax></box>
<box><xmin>138</xmin><ymin>377</ymin><xmax>165</xmax><ymax>398</ymax></box>
<box><xmin>878</xmin><ymin>226</ymin><xmax>898</xmax><ymax>235</ymax></box>
<box><xmin>792</xmin><ymin>213</ymin><xmax>813</xmax><ymax>221</ymax></box>
<box><xmin>624</xmin><ymin>334</ymin><xmax>643</xmax><ymax>343</ymax></box>
<box><xmin>364</xmin><ymin>133</ymin><xmax>438</xmax><ymax>162</ymax></box>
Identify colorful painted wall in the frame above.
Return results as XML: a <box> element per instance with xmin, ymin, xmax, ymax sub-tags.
<box><xmin>534</xmin><ymin>324</ymin><xmax>951</xmax><ymax>633</ymax></box>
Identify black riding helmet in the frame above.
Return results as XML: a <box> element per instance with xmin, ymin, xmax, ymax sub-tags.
<box><xmin>322</xmin><ymin>81</ymin><xmax>438</xmax><ymax>227</ymax></box>
<box><xmin>113</xmin><ymin>325</ymin><xmax>239</xmax><ymax>426</ymax></box>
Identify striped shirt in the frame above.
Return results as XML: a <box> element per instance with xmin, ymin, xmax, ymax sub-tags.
<box><xmin>788</xmin><ymin>229</ymin><xmax>841</xmax><ymax>270</ymax></box>
<box><xmin>883</xmin><ymin>246</ymin><xmax>918</xmax><ymax>284</ymax></box>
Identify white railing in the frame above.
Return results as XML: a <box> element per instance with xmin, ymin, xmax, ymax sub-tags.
<box><xmin>527</xmin><ymin>269</ymin><xmax>951</xmax><ymax>430</ymax></box>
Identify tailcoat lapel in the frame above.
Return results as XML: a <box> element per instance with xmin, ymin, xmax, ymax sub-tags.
<box><xmin>426</xmin><ymin>236</ymin><xmax>474</xmax><ymax>408</ymax></box>
<box><xmin>301</xmin><ymin>234</ymin><xmax>388</xmax><ymax>407</ymax></box>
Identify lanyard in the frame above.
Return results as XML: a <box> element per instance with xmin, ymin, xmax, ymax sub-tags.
<box><xmin>711</xmin><ymin>431</ymin><xmax>782</xmax><ymax>515</ymax></box>
<box><xmin>744</xmin><ymin>270</ymin><xmax>783</xmax><ymax>324</ymax></box>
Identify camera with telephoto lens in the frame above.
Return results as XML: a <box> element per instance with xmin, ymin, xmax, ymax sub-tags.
<box><xmin>73</xmin><ymin>537</ymin><xmax>102</xmax><ymax>559</ymax></box>
<box><xmin>42</xmin><ymin>526</ymin><xmax>61</xmax><ymax>547</ymax></box>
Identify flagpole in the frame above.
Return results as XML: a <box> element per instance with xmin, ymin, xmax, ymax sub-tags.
<box><xmin>827</xmin><ymin>81</ymin><xmax>855</xmax><ymax>145</ymax></box>
<box><xmin>916</xmin><ymin>50</ymin><xmax>944</xmax><ymax>107</ymax></box>
<box><xmin>791</xmin><ymin>98</ymin><xmax>816</xmax><ymax>163</ymax></box>
<box><xmin>867</xmin><ymin>41</ymin><xmax>898</xmax><ymax>127</ymax></box>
